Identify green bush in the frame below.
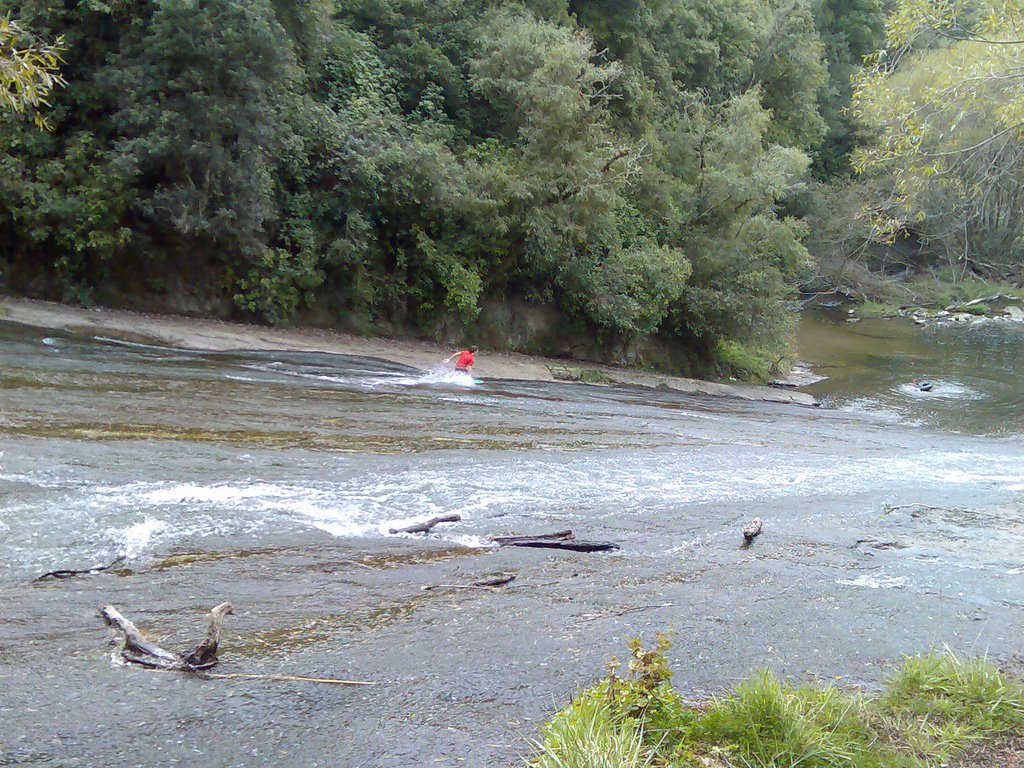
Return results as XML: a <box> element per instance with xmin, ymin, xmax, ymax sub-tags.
<box><xmin>527</xmin><ymin>640</ymin><xmax>1024</xmax><ymax>768</ymax></box>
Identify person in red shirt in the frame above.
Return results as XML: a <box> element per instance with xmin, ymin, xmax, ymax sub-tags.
<box><xmin>444</xmin><ymin>345</ymin><xmax>478</xmax><ymax>377</ymax></box>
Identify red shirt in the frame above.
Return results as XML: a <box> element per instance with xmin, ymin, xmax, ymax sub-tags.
<box><xmin>455</xmin><ymin>350</ymin><xmax>475</xmax><ymax>369</ymax></box>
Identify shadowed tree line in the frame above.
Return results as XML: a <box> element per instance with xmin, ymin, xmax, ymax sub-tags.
<box><xmin>0</xmin><ymin>0</ymin><xmax>889</xmax><ymax>378</ymax></box>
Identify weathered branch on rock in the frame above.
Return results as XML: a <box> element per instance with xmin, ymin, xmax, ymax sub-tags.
<box><xmin>100</xmin><ymin>602</ymin><xmax>234</xmax><ymax>671</ymax></box>
<box><xmin>489</xmin><ymin>530</ymin><xmax>574</xmax><ymax>545</ymax></box>
<box><xmin>742</xmin><ymin>517</ymin><xmax>763</xmax><ymax>544</ymax></box>
<box><xmin>35</xmin><ymin>555</ymin><xmax>126</xmax><ymax>582</ymax></box>
<box><xmin>182</xmin><ymin>602</ymin><xmax>235</xmax><ymax>668</ymax></box>
<box><xmin>947</xmin><ymin>293</ymin><xmax>1018</xmax><ymax>310</ymax></box>
<box><xmin>389</xmin><ymin>514</ymin><xmax>462</xmax><ymax>535</ymax></box>
<box><xmin>422</xmin><ymin>574</ymin><xmax>517</xmax><ymax>591</ymax></box>
<box><xmin>882</xmin><ymin>503</ymin><xmax>955</xmax><ymax>515</ymax></box>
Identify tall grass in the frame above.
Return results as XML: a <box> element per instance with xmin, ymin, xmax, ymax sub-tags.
<box><xmin>698</xmin><ymin>672</ymin><xmax>875</xmax><ymax>767</ymax></box>
<box><xmin>530</xmin><ymin>696</ymin><xmax>655</xmax><ymax>768</ymax></box>
<box><xmin>527</xmin><ymin>643</ymin><xmax>1024</xmax><ymax>768</ymax></box>
<box><xmin>877</xmin><ymin>651</ymin><xmax>1024</xmax><ymax>759</ymax></box>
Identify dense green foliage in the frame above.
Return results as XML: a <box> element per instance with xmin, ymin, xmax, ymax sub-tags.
<box><xmin>807</xmin><ymin>0</ymin><xmax>1024</xmax><ymax>305</ymax></box>
<box><xmin>0</xmin><ymin>0</ymin><xmax>890</xmax><ymax>377</ymax></box>
<box><xmin>530</xmin><ymin>638</ymin><xmax>1024</xmax><ymax>767</ymax></box>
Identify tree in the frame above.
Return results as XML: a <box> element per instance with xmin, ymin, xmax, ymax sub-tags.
<box><xmin>0</xmin><ymin>14</ymin><xmax>65</xmax><ymax>129</ymax></box>
<box><xmin>812</xmin><ymin>0</ymin><xmax>885</xmax><ymax>176</ymax></box>
<box><xmin>851</xmin><ymin>0</ymin><xmax>1024</xmax><ymax>274</ymax></box>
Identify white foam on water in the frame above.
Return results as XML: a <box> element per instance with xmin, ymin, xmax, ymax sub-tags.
<box><xmin>895</xmin><ymin>380</ymin><xmax>983</xmax><ymax>400</ymax></box>
<box><xmin>133</xmin><ymin>481</ymin><xmax>292</xmax><ymax>507</ymax></box>
<box><xmin>449</xmin><ymin>534</ymin><xmax>495</xmax><ymax>549</ymax></box>
<box><xmin>118</xmin><ymin>517</ymin><xmax>169</xmax><ymax>558</ymax></box>
<box><xmin>41</xmin><ymin>337</ymin><xmax>59</xmax><ymax>348</ymax></box>
<box><xmin>837</xmin><ymin>573</ymin><xmax>906</xmax><ymax>589</ymax></box>
<box><xmin>308</xmin><ymin>516</ymin><xmax>384</xmax><ymax>538</ymax></box>
<box><xmin>367</xmin><ymin>367</ymin><xmax>477</xmax><ymax>389</ymax></box>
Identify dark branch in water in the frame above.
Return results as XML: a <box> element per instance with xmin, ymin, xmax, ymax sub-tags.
<box><xmin>491</xmin><ymin>529</ymin><xmax>620</xmax><ymax>552</ymax></box>
<box><xmin>490</xmin><ymin>530</ymin><xmax>574</xmax><ymax>545</ymax></box>
<box><xmin>35</xmin><ymin>555</ymin><xmax>126</xmax><ymax>582</ymax></box>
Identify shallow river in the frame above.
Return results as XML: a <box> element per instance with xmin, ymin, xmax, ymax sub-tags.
<box><xmin>2</xmin><ymin>314</ymin><xmax>1024</xmax><ymax>767</ymax></box>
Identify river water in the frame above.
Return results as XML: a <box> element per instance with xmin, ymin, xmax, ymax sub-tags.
<box><xmin>2</xmin><ymin>313</ymin><xmax>1024</xmax><ymax>767</ymax></box>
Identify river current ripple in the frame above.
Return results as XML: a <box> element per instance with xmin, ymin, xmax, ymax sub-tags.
<box><xmin>2</xmin><ymin>317</ymin><xmax>1024</xmax><ymax>766</ymax></box>
<box><xmin>3</xmin><ymin>318</ymin><xmax>1024</xmax><ymax>602</ymax></box>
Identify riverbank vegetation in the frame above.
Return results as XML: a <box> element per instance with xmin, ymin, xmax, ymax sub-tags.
<box><xmin>0</xmin><ymin>0</ymin><xmax>1021</xmax><ymax>379</ymax></box>
<box><xmin>529</xmin><ymin>636</ymin><xmax>1024</xmax><ymax>768</ymax></box>
<box><xmin>811</xmin><ymin>0</ymin><xmax>1024</xmax><ymax>310</ymax></box>
<box><xmin>0</xmin><ymin>0</ymin><xmax>877</xmax><ymax>380</ymax></box>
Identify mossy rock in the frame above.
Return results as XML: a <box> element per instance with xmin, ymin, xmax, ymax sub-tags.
<box><xmin>548</xmin><ymin>364</ymin><xmax>615</xmax><ymax>384</ymax></box>
<box><xmin>948</xmin><ymin>303</ymin><xmax>989</xmax><ymax>316</ymax></box>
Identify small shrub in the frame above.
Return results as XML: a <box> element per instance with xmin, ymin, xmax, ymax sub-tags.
<box><xmin>714</xmin><ymin>340</ymin><xmax>777</xmax><ymax>382</ymax></box>
<box><xmin>857</xmin><ymin>300</ymin><xmax>901</xmax><ymax>318</ymax></box>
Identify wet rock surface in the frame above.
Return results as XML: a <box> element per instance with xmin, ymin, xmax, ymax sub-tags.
<box><xmin>5</xmin><ymin>506</ymin><xmax>1024</xmax><ymax>768</ymax></box>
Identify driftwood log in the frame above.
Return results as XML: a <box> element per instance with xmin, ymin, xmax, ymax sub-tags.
<box><xmin>490</xmin><ymin>530</ymin><xmax>573</xmax><ymax>545</ymax></box>
<box><xmin>35</xmin><ymin>555</ymin><xmax>126</xmax><ymax>582</ymax></box>
<box><xmin>389</xmin><ymin>514</ymin><xmax>462</xmax><ymax>535</ymax></box>
<box><xmin>101</xmin><ymin>602</ymin><xmax>234</xmax><ymax>671</ymax></box>
<box><xmin>491</xmin><ymin>530</ymin><xmax>619</xmax><ymax>552</ymax></box>
<box><xmin>742</xmin><ymin>517</ymin><xmax>763</xmax><ymax>544</ymax></box>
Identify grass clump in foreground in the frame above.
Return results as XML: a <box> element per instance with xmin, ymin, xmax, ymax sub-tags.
<box><xmin>527</xmin><ymin>637</ymin><xmax>1024</xmax><ymax>767</ymax></box>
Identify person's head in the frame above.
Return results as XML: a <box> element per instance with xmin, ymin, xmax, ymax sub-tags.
<box><xmin>469</xmin><ymin>345</ymin><xmax>478</xmax><ymax>353</ymax></box>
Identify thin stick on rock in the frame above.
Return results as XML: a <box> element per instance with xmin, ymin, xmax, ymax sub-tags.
<box><xmin>199</xmin><ymin>672</ymin><xmax>375</xmax><ymax>686</ymax></box>
<box><xmin>882</xmin><ymin>503</ymin><xmax>951</xmax><ymax>514</ymax></box>
<box><xmin>501</xmin><ymin>539</ymin><xmax>620</xmax><ymax>552</ymax></box>
<box><xmin>423</xmin><ymin>574</ymin><xmax>517</xmax><ymax>591</ymax></box>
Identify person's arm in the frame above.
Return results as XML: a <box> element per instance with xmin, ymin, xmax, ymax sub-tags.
<box><xmin>465</xmin><ymin>363</ymin><xmax>473</xmax><ymax>376</ymax></box>
<box><xmin>443</xmin><ymin>352</ymin><xmax>458</xmax><ymax>364</ymax></box>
